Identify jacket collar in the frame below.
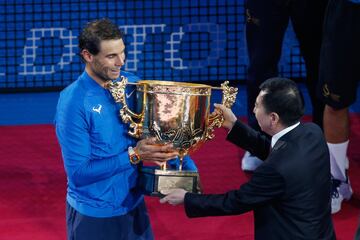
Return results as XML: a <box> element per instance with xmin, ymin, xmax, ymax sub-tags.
<box><xmin>80</xmin><ymin>71</ymin><xmax>109</xmax><ymax>93</ymax></box>
<box><xmin>271</xmin><ymin>122</ymin><xmax>300</xmax><ymax>148</ymax></box>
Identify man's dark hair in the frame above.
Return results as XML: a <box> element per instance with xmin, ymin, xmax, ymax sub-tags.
<box><xmin>259</xmin><ymin>78</ymin><xmax>304</xmax><ymax>126</ymax></box>
<box><xmin>78</xmin><ymin>18</ymin><xmax>124</xmax><ymax>62</ymax></box>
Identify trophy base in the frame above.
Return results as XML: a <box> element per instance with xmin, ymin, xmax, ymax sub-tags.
<box><xmin>138</xmin><ymin>166</ymin><xmax>201</xmax><ymax>197</ymax></box>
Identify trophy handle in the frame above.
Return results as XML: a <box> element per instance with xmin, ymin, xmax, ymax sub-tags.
<box><xmin>206</xmin><ymin>81</ymin><xmax>238</xmax><ymax>140</ymax></box>
<box><xmin>107</xmin><ymin>76</ymin><xmax>143</xmax><ymax>138</ymax></box>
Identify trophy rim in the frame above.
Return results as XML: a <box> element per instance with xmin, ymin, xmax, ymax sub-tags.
<box><xmin>137</xmin><ymin>80</ymin><xmax>211</xmax><ymax>88</ymax></box>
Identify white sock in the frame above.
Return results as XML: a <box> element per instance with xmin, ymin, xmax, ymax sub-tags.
<box><xmin>328</xmin><ymin>141</ymin><xmax>349</xmax><ymax>181</ymax></box>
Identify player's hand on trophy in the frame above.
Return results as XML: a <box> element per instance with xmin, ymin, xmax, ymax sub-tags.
<box><xmin>135</xmin><ymin>137</ymin><xmax>178</xmax><ymax>166</ymax></box>
<box><xmin>214</xmin><ymin>103</ymin><xmax>237</xmax><ymax>130</ymax></box>
<box><xmin>159</xmin><ymin>188</ymin><xmax>187</xmax><ymax>205</ymax></box>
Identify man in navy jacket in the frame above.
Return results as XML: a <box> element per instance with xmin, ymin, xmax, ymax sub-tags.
<box><xmin>161</xmin><ymin>78</ymin><xmax>335</xmax><ymax>239</ymax></box>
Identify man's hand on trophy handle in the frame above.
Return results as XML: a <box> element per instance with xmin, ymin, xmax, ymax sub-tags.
<box><xmin>159</xmin><ymin>188</ymin><xmax>187</xmax><ymax>205</ymax></box>
<box><xmin>214</xmin><ymin>103</ymin><xmax>237</xmax><ymax>130</ymax></box>
<box><xmin>210</xmin><ymin>107</ymin><xmax>222</xmax><ymax>117</ymax></box>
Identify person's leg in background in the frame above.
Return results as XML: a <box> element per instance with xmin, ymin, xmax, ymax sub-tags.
<box><xmin>318</xmin><ymin>0</ymin><xmax>360</xmax><ymax>214</ymax></box>
<box><xmin>290</xmin><ymin>0</ymin><xmax>328</xmax><ymax>130</ymax></box>
<box><xmin>244</xmin><ymin>0</ymin><xmax>289</xmax><ymax>171</ymax></box>
<box><xmin>323</xmin><ymin>106</ymin><xmax>352</xmax><ymax>212</ymax></box>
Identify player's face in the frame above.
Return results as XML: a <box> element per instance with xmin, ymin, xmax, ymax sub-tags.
<box><xmin>89</xmin><ymin>39</ymin><xmax>126</xmax><ymax>82</ymax></box>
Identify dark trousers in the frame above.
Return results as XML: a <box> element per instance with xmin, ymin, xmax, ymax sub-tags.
<box><xmin>245</xmin><ymin>0</ymin><xmax>327</xmax><ymax>130</ymax></box>
<box><xmin>66</xmin><ymin>200</ymin><xmax>154</xmax><ymax>240</ymax></box>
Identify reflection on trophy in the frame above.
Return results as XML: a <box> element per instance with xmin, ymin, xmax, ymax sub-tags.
<box><xmin>108</xmin><ymin>77</ymin><xmax>237</xmax><ymax>196</ymax></box>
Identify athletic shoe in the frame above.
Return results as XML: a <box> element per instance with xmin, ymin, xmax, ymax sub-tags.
<box><xmin>331</xmin><ymin>174</ymin><xmax>352</xmax><ymax>214</ymax></box>
<box><xmin>339</xmin><ymin>172</ymin><xmax>353</xmax><ymax>200</ymax></box>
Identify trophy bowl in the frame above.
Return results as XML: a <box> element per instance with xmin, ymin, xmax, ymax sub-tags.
<box><xmin>137</xmin><ymin>80</ymin><xmax>212</xmax><ymax>157</ymax></box>
<box><xmin>108</xmin><ymin>77</ymin><xmax>237</xmax><ymax>196</ymax></box>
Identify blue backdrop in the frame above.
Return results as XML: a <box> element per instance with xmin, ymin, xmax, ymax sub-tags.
<box><xmin>1</xmin><ymin>0</ymin><xmax>305</xmax><ymax>91</ymax></box>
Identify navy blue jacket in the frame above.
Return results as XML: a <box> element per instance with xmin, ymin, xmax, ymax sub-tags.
<box><xmin>184</xmin><ymin>121</ymin><xmax>335</xmax><ymax>240</ymax></box>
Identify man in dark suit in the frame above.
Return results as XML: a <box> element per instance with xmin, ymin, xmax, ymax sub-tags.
<box><xmin>160</xmin><ymin>78</ymin><xmax>335</xmax><ymax>239</ymax></box>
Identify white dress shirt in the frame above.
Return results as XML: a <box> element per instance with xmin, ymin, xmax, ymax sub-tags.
<box><xmin>271</xmin><ymin>122</ymin><xmax>300</xmax><ymax>148</ymax></box>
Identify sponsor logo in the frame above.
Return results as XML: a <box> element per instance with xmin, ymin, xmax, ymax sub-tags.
<box><xmin>126</xmin><ymin>89</ymin><xmax>136</xmax><ymax>99</ymax></box>
<box><xmin>92</xmin><ymin>104</ymin><xmax>102</xmax><ymax>114</ymax></box>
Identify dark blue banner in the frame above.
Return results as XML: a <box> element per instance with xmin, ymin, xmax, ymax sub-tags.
<box><xmin>0</xmin><ymin>0</ymin><xmax>305</xmax><ymax>90</ymax></box>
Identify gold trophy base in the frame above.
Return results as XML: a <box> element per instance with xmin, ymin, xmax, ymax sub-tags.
<box><xmin>138</xmin><ymin>166</ymin><xmax>201</xmax><ymax>197</ymax></box>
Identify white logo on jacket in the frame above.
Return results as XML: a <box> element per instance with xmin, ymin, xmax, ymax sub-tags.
<box><xmin>92</xmin><ymin>104</ymin><xmax>102</xmax><ymax>114</ymax></box>
<box><xmin>126</xmin><ymin>89</ymin><xmax>136</xmax><ymax>99</ymax></box>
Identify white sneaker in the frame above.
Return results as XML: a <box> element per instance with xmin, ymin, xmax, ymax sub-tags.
<box><xmin>331</xmin><ymin>176</ymin><xmax>352</xmax><ymax>214</ymax></box>
<box><xmin>331</xmin><ymin>189</ymin><xmax>343</xmax><ymax>214</ymax></box>
<box><xmin>241</xmin><ymin>151</ymin><xmax>263</xmax><ymax>171</ymax></box>
<box><xmin>339</xmin><ymin>173</ymin><xmax>353</xmax><ymax>200</ymax></box>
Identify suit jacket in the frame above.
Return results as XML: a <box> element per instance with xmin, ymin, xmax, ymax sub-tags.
<box><xmin>184</xmin><ymin>121</ymin><xmax>335</xmax><ymax>240</ymax></box>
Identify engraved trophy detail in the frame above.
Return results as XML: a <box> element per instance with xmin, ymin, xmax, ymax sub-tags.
<box><xmin>108</xmin><ymin>77</ymin><xmax>237</xmax><ymax>196</ymax></box>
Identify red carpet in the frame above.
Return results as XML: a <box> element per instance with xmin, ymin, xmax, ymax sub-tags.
<box><xmin>1</xmin><ymin>115</ymin><xmax>360</xmax><ymax>239</ymax></box>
